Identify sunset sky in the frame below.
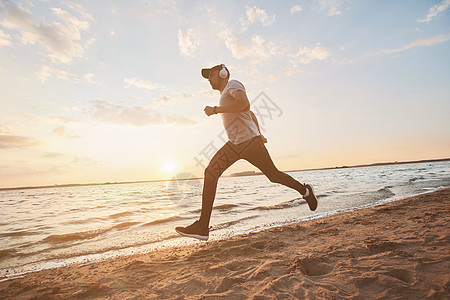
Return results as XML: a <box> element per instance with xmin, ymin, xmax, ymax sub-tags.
<box><xmin>1</xmin><ymin>0</ymin><xmax>449</xmax><ymax>188</ymax></box>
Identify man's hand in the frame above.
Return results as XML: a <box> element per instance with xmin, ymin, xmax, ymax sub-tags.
<box><xmin>204</xmin><ymin>106</ymin><xmax>216</xmax><ymax>116</ymax></box>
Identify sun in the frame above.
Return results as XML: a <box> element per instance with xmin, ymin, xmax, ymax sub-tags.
<box><xmin>162</xmin><ymin>161</ymin><xmax>176</xmax><ymax>173</ymax></box>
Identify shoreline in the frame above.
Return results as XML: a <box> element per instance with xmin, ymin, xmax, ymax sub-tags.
<box><xmin>1</xmin><ymin>188</ymin><xmax>448</xmax><ymax>299</ymax></box>
<box><xmin>1</xmin><ymin>157</ymin><xmax>448</xmax><ymax>191</ymax></box>
<box><xmin>0</xmin><ymin>187</ymin><xmax>442</xmax><ymax>281</ymax></box>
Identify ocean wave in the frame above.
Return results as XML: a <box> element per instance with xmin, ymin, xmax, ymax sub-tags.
<box><xmin>0</xmin><ymin>249</ymin><xmax>16</xmax><ymax>259</ymax></box>
<box><xmin>142</xmin><ymin>215</ymin><xmax>182</xmax><ymax>226</ymax></box>
<box><xmin>43</xmin><ymin>221</ymin><xmax>140</xmax><ymax>244</ymax></box>
<box><xmin>64</xmin><ymin>217</ymin><xmax>103</xmax><ymax>225</ymax></box>
<box><xmin>351</xmin><ymin>186</ymin><xmax>395</xmax><ymax>203</ymax></box>
<box><xmin>108</xmin><ymin>211</ymin><xmax>134</xmax><ymax>219</ymax></box>
<box><xmin>378</xmin><ymin>186</ymin><xmax>395</xmax><ymax>195</ymax></box>
<box><xmin>0</xmin><ymin>230</ymin><xmax>41</xmax><ymax>238</ymax></box>
<box><xmin>210</xmin><ymin>215</ymin><xmax>259</xmax><ymax>231</ymax></box>
<box><xmin>316</xmin><ymin>193</ymin><xmax>331</xmax><ymax>198</ymax></box>
<box><xmin>111</xmin><ymin>221</ymin><xmax>140</xmax><ymax>230</ymax></box>
<box><xmin>43</xmin><ymin>230</ymin><xmax>106</xmax><ymax>244</ymax></box>
<box><xmin>214</xmin><ymin>203</ymin><xmax>240</xmax><ymax>211</ymax></box>
<box><xmin>251</xmin><ymin>198</ymin><xmax>305</xmax><ymax>211</ymax></box>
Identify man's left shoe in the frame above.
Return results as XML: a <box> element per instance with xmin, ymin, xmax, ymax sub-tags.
<box><xmin>303</xmin><ymin>184</ymin><xmax>318</xmax><ymax>211</ymax></box>
<box><xmin>175</xmin><ymin>220</ymin><xmax>209</xmax><ymax>241</ymax></box>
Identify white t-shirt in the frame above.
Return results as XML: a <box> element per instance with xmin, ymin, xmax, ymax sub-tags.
<box><xmin>219</xmin><ymin>80</ymin><xmax>260</xmax><ymax>145</ymax></box>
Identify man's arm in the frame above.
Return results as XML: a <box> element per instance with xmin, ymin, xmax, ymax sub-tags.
<box><xmin>204</xmin><ymin>90</ymin><xmax>249</xmax><ymax>116</ymax></box>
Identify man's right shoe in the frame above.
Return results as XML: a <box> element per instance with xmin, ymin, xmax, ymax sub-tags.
<box><xmin>175</xmin><ymin>220</ymin><xmax>209</xmax><ymax>241</ymax></box>
<box><xmin>303</xmin><ymin>184</ymin><xmax>318</xmax><ymax>211</ymax></box>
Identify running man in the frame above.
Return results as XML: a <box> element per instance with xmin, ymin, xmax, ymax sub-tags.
<box><xmin>176</xmin><ymin>64</ymin><xmax>317</xmax><ymax>240</ymax></box>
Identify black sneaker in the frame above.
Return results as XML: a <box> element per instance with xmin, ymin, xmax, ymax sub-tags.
<box><xmin>175</xmin><ymin>220</ymin><xmax>209</xmax><ymax>241</ymax></box>
<box><xmin>303</xmin><ymin>184</ymin><xmax>318</xmax><ymax>211</ymax></box>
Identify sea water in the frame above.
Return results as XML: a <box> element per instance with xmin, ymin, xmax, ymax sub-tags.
<box><xmin>0</xmin><ymin>160</ymin><xmax>449</xmax><ymax>279</ymax></box>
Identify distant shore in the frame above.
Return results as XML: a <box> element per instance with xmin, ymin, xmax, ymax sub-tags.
<box><xmin>1</xmin><ymin>157</ymin><xmax>449</xmax><ymax>191</ymax></box>
<box><xmin>1</xmin><ymin>188</ymin><xmax>448</xmax><ymax>299</ymax></box>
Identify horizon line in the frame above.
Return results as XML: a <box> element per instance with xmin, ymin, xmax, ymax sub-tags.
<box><xmin>0</xmin><ymin>157</ymin><xmax>449</xmax><ymax>192</ymax></box>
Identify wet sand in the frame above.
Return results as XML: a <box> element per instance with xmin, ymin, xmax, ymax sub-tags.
<box><xmin>1</xmin><ymin>189</ymin><xmax>449</xmax><ymax>299</ymax></box>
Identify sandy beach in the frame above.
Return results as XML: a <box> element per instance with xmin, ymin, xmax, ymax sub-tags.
<box><xmin>1</xmin><ymin>188</ymin><xmax>449</xmax><ymax>299</ymax></box>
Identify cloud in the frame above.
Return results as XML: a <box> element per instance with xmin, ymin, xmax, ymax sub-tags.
<box><xmin>41</xmin><ymin>152</ymin><xmax>65</xmax><ymax>158</ymax></box>
<box><xmin>0</xmin><ymin>29</ymin><xmax>11</xmax><ymax>47</ymax></box>
<box><xmin>380</xmin><ymin>33</ymin><xmax>450</xmax><ymax>54</ymax></box>
<box><xmin>53</xmin><ymin>125</ymin><xmax>80</xmax><ymax>139</ymax></box>
<box><xmin>418</xmin><ymin>0</ymin><xmax>450</xmax><ymax>22</ymax></box>
<box><xmin>146</xmin><ymin>96</ymin><xmax>173</xmax><ymax>108</ymax></box>
<box><xmin>0</xmin><ymin>125</ymin><xmax>12</xmax><ymax>134</ymax></box>
<box><xmin>220</xmin><ymin>29</ymin><xmax>282</xmax><ymax>62</ymax></box>
<box><xmin>316</xmin><ymin>0</ymin><xmax>344</xmax><ymax>16</ymax></box>
<box><xmin>0</xmin><ymin>135</ymin><xmax>41</xmax><ymax>149</ymax></box>
<box><xmin>291</xmin><ymin>44</ymin><xmax>330</xmax><ymax>65</ymax></box>
<box><xmin>142</xmin><ymin>0</ymin><xmax>177</xmax><ymax>16</ymax></box>
<box><xmin>240</xmin><ymin>6</ymin><xmax>276</xmax><ymax>32</ymax></box>
<box><xmin>89</xmin><ymin>100</ymin><xmax>198</xmax><ymax>127</ymax></box>
<box><xmin>177</xmin><ymin>28</ymin><xmax>201</xmax><ymax>57</ymax></box>
<box><xmin>124</xmin><ymin>77</ymin><xmax>162</xmax><ymax>90</ymax></box>
<box><xmin>290</xmin><ymin>5</ymin><xmax>303</xmax><ymax>14</ymax></box>
<box><xmin>34</xmin><ymin>65</ymin><xmax>77</xmax><ymax>82</ymax></box>
<box><xmin>71</xmin><ymin>155</ymin><xmax>98</xmax><ymax>166</ymax></box>
<box><xmin>84</xmin><ymin>73</ymin><xmax>95</xmax><ymax>83</ymax></box>
<box><xmin>0</xmin><ymin>1</ymin><xmax>94</xmax><ymax>63</ymax></box>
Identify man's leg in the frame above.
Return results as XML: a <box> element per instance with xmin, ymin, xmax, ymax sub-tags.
<box><xmin>176</xmin><ymin>142</ymin><xmax>239</xmax><ymax>240</ymax></box>
<box><xmin>241</xmin><ymin>136</ymin><xmax>311</xmax><ymax>199</ymax></box>
<box><xmin>242</xmin><ymin>136</ymin><xmax>317</xmax><ymax>210</ymax></box>
<box><xmin>198</xmin><ymin>142</ymin><xmax>239</xmax><ymax>228</ymax></box>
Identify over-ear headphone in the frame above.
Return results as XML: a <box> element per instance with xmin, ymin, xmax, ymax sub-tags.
<box><xmin>219</xmin><ymin>64</ymin><xmax>228</xmax><ymax>79</ymax></box>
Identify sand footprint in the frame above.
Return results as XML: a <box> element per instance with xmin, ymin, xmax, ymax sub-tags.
<box><xmin>290</xmin><ymin>255</ymin><xmax>334</xmax><ymax>276</ymax></box>
<box><xmin>385</xmin><ymin>268</ymin><xmax>416</xmax><ymax>285</ymax></box>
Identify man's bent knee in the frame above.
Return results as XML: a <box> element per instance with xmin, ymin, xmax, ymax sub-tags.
<box><xmin>204</xmin><ymin>165</ymin><xmax>222</xmax><ymax>182</ymax></box>
<box><xmin>267</xmin><ymin>170</ymin><xmax>285</xmax><ymax>184</ymax></box>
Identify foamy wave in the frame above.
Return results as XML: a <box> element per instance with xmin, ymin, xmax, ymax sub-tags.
<box><xmin>111</xmin><ymin>221</ymin><xmax>140</xmax><ymax>230</ymax></box>
<box><xmin>211</xmin><ymin>215</ymin><xmax>259</xmax><ymax>231</ymax></box>
<box><xmin>251</xmin><ymin>198</ymin><xmax>305</xmax><ymax>211</ymax></box>
<box><xmin>43</xmin><ymin>221</ymin><xmax>141</xmax><ymax>244</ymax></box>
<box><xmin>215</xmin><ymin>204</ymin><xmax>240</xmax><ymax>211</ymax></box>
<box><xmin>142</xmin><ymin>215</ymin><xmax>182</xmax><ymax>226</ymax></box>
<box><xmin>0</xmin><ymin>230</ymin><xmax>40</xmax><ymax>238</ymax></box>
<box><xmin>376</xmin><ymin>186</ymin><xmax>395</xmax><ymax>199</ymax></box>
<box><xmin>0</xmin><ymin>249</ymin><xmax>16</xmax><ymax>259</ymax></box>
<box><xmin>108</xmin><ymin>211</ymin><xmax>134</xmax><ymax>219</ymax></box>
<box><xmin>44</xmin><ymin>230</ymin><xmax>106</xmax><ymax>244</ymax></box>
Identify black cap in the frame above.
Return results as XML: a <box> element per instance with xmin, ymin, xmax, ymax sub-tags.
<box><xmin>201</xmin><ymin>64</ymin><xmax>228</xmax><ymax>79</ymax></box>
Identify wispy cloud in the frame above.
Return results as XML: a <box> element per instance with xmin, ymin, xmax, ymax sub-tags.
<box><xmin>291</xmin><ymin>44</ymin><xmax>330</xmax><ymax>65</ymax></box>
<box><xmin>0</xmin><ymin>29</ymin><xmax>11</xmax><ymax>47</ymax></box>
<box><xmin>0</xmin><ymin>1</ymin><xmax>94</xmax><ymax>63</ymax></box>
<box><xmin>34</xmin><ymin>65</ymin><xmax>77</xmax><ymax>82</ymax></box>
<box><xmin>53</xmin><ymin>125</ymin><xmax>80</xmax><ymax>139</ymax></box>
<box><xmin>142</xmin><ymin>0</ymin><xmax>177</xmax><ymax>17</ymax></box>
<box><xmin>83</xmin><ymin>73</ymin><xmax>95</xmax><ymax>83</ymax></box>
<box><xmin>0</xmin><ymin>135</ymin><xmax>41</xmax><ymax>149</ymax></box>
<box><xmin>177</xmin><ymin>28</ymin><xmax>201</xmax><ymax>57</ymax></box>
<box><xmin>0</xmin><ymin>125</ymin><xmax>12</xmax><ymax>134</ymax></box>
<box><xmin>418</xmin><ymin>0</ymin><xmax>450</xmax><ymax>22</ymax></box>
<box><xmin>316</xmin><ymin>0</ymin><xmax>345</xmax><ymax>16</ymax></box>
<box><xmin>240</xmin><ymin>6</ymin><xmax>276</xmax><ymax>32</ymax></box>
<box><xmin>220</xmin><ymin>29</ymin><xmax>282</xmax><ymax>62</ymax></box>
<box><xmin>290</xmin><ymin>5</ymin><xmax>303</xmax><ymax>14</ymax></box>
<box><xmin>124</xmin><ymin>77</ymin><xmax>162</xmax><ymax>90</ymax></box>
<box><xmin>89</xmin><ymin>100</ymin><xmax>198</xmax><ymax>127</ymax></box>
<box><xmin>380</xmin><ymin>33</ymin><xmax>450</xmax><ymax>54</ymax></box>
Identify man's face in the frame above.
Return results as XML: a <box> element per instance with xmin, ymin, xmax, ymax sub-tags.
<box><xmin>208</xmin><ymin>69</ymin><xmax>220</xmax><ymax>90</ymax></box>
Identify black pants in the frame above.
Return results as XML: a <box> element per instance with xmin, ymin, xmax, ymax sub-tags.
<box><xmin>199</xmin><ymin>135</ymin><xmax>307</xmax><ymax>228</ymax></box>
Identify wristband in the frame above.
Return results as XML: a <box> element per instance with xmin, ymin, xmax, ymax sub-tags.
<box><xmin>213</xmin><ymin>106</ymin><xmax>217</xmax><ymax>114</ymax></box>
